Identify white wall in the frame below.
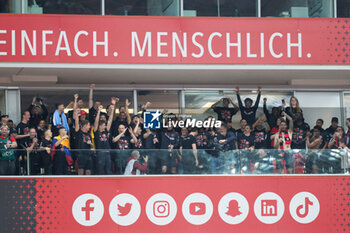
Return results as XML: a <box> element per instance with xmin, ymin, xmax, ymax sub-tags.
<box><xmin>294</xmin><ymin>91</ymin><xmax>342</xmax><ymax>128</ymax></box>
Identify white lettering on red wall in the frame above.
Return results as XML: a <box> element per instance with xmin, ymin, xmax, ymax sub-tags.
<box><xmin>0</xmin><ymin>15</ymin><xmax>341</xmax><ymax>64</ymax></box>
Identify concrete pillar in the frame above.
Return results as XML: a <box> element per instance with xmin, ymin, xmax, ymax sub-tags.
<box><xmin>5</xmin><ymin>89</ymin><xmax>21</xmax><ymax>124</ymax></box>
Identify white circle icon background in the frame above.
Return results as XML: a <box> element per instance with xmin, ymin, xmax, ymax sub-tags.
<box><xmin>218</xmin><ymin>192</ymin><xmax>249</xmax><ymax>225</ymax></box>
<box><xmin>182</xmin><ymin>193</ymin><xmax>213</xmax><ymax>225</ymax></box>
<box><xmin>289</xmin><ymin>192</ymin><xmax>320</xmax><ymax>224</ymax></box>
<box><xmin>254</xmin><ymin>192</ymin><xmax>285</xmax><ymax>224</ymax></box>
<box><xmin>109</xmin><ymin>193</ymin><xmax>141</xmax><ymax>226</ymax></box>
<box><xmin>72</xmin><ymin>193</ymin><xmax>104</xmax><ymax>226</ymax></box>
<box><xmin>146</xmin><ymin>193</ymin><xmax>177</xmax><ymax>225</ymax></box>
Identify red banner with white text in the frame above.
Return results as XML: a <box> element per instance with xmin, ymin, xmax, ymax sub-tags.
<box><xmin>0</xmin><ymin>15</ymin><xmax>349</xmax><ymax>64</ymax></box>
<box><xmin>0</xmin><ymin>176</ymin><xmax>349</xmax><ymax>233</ymax></box>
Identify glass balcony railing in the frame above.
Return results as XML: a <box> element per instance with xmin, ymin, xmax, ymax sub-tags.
<box><xmin>1</xmin><ymin>149</ymin><xmax>349</xmax><ymax>176</ymax></box>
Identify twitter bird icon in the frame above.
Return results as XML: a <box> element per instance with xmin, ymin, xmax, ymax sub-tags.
<box><xmin>118</xmin><ymin>203</ymin><xmax>132</xmax><ymax>216</ymax></box>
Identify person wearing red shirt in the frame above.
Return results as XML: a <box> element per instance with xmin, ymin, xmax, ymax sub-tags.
<box><xmin>124</xmin><ymin>150</ymin><xmax>148</xmax><ymax>175</ymax></box>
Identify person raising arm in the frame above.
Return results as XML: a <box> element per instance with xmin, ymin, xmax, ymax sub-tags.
<box><xmin>125</xmin><ymin>99</ymin><xmax>132</xmax><ymax>126</ymax></box>
<box><xmin>236</xmin><ymin>87</ymin><xmax>262</xmax><ymax>125</ymax></box>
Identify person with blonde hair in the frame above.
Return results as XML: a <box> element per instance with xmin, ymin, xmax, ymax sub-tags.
<box><xmin>285</xmin><ymin>96</ymin><xmax>303</xmax><ymax>120</ymax></box>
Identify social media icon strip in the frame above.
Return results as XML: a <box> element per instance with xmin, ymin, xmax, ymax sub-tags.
<box><xmin>289</xmin><ymin>192</ymin><xmax>320</xmax><ymax>224</ymax></box>
<box><xmin>109</xmin><ymin>193</ymin><xmax>141</xmax><ymax>226</ymax></box>
<box><xmin>72</xmin><ymin>193</ymin><xmax>104</xmax><ymax>226</ymax></box>
<box><xmin>218</xmin><ymin>192</ymin><xmax>249</xmax><ymax>225</ymax></box>
<box><xmin>182</xmin><ymin>193</ymin><xmax>213</xmax><ymax>225</ymax></box>
<box><xmin>254</xmin><ymin>192</ymin><xmax>285</xmax><ymax>224</ymax></box>
<box><xmin>146</xmin><ymin>193</ymin><xmax>177</xmax><ymax>225</ymax></box>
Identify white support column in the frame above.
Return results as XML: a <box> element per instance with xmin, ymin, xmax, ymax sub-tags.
<box><xmin>340</xmin><ymin>91</ymin><xmax>345</xmax><ymax>127</ymax></box>
<box><xmin>179</xmin><ymin>90</ymin><xmax>185</xmax><ymax>114</ymax></box>
<box><xmin>133</xmin><ymin>89</ymin><xmax>138</xmax><ymax>115</ymax></box>
<box><xmin>22</xmin><ymin>0</ymin><xmax>27</xmax><ymax>13</ymax></box>
<box><xmin>180</xmin><ymin>0</ymin><xmax>184</xmax><ymax>16</ymax></box>
<box><xmin>257</xmin><ymin>0</ymin><xmax>261</xmax><ymax>17</ymax></box>
<box><xmin>101</xmin><ymin>0</ymin><xmax>105</xmax><ymax>15</ymax></box>
<box><xmin>5</xmin><ymin>88</ymin><xmax>21</xmax><ymax>124</ymax></box>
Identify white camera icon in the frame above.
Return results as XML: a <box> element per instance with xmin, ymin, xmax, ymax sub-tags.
<box><xmin>153</xmin><ymin>201</ymin><xmax>170</xmax><ymax>218</ymax></box>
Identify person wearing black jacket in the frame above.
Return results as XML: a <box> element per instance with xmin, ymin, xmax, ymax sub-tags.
<box><xmin>263</xmin><ymin>97</ymin><xmax>283</xmax><ymax>129</ymax></box>
<box><xmin>40</xmin><ymin>129</ymin><xmax>53</xmax><ymax>175</ymax></box>
<box><xmin>93</xmin><ymin>104</ymin><xmax>114</xmax><ymax>175</ymax></box>
<box><xmin>160</xmin><ymin>121</ymin><xmax>179</xmax><ymax>174</ymax></box>
<box><xmin>236</xmin><ymin>87</ymin><xmax>262</xmax><ymax>125</ymax></box>
<box><xmin>179</xmin><ymin>128</ymin><xmax>199</xmax><ymax>174</ymax></box>
<box><xmin>210</xmin><ymin>123</ymin><xmax>237</xmax><ymax>174</ymax></box>
<box><xmin>143</xmin><ymin>127</ymin><xmax>159</xmax><ymax>174</ymax></box>
<box><xmin>324</xmin><ymin>117</ymin><xmax>339</xmax><ymax>145</ymax></box>
<box><xmin>22</xmin><ymin>128</ymin><xmax>41</xmax><ymax>175</ymax></box>
<box><xmin>14</xmin><ymin>111</ymin><xmax>31</xmax><ymax>174</ymax></box>
<box><xmin>87</xmin><ymin>84</ymin><xmax>103</xmax><ymax>124</ymax></box>
<box><xmin>211</xmin><ymin>98</ymin><xmax>239</xmax><ymax>123</ymax></box>
<box><xmin>74</xmin><ymin>105</ymin><xmax>94</xmax><ymax>175</ymax></box>
<box><xmin>28</xmin><ymin>97</ymin><xmax>48</xmax><ymax>128</ymax></box>
<box><xmin>291</xmin><ymin>112</ymin><xmax>310</xmax><ymax>150</ymax></box>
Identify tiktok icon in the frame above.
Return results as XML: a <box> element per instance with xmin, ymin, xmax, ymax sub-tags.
<box><xmin>289</xmin><ymin>192</ymin><xmax>320</xmax><ymax>224</ymax></box>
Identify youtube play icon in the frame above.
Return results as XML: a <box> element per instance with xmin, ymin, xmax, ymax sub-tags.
<box><xmin>189</xmin><ymin>203</ymin><xmax>206</xmax><ymax>215</ymax></box>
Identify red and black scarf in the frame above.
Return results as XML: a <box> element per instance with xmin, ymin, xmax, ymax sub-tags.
<box><xmin>278</xmin><ymin>131</ymin><xmax>291</xmax><ymax>149</ymax></box>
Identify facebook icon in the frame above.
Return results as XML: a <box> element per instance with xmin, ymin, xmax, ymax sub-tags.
<box><xmin>143</xmin><ymin>110</ymin><xmax>162</xmax><ymax>129</ymax></box>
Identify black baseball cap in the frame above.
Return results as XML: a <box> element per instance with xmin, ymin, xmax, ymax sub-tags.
<box><xmin>331</xmin><ymin>117</ymin><xmax>339</xmax><ymax>123</ymax></box>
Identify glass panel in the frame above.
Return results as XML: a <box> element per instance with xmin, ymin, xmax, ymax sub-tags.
<box><xmin>337</xmin><ymin>0</ymin><xmax>350</xmax><ymax>17</ymax></box>
<box><xmin>0</xmin><ymin>0</ymin><xmax>21</xmax><ymax>13</ymax></box>
<box><xmin>137</xmin><ymin>90</ymin><xmax>179</xmax><ymax>114</ymax></box>
<box><xmin>261</xmin><ymin>0</ymin><xmax>334</xmax><ymax>18</ymax></box>
<box><xmin>183</xmin><ymin>0</ymin><xmax>257</xmax><ymax>17</ymax></box>
<box><xmin>20</xmin><ymin>89</ymin><xmax>134</xmax><ymax>116</ymax></box>
<box><xmin>5</xmin><ymin>149</ymin><xmax>347</xmax><ymax>175</ymax></box>
<box><xmin>25</xmin><ymin>0</ymin><xmax>101</xmax><ymax>15</ymax></box>
<box><xmin>185</xmin><ymin>90</ymin><xmax>292</xmax><ymax>129</ymax></box>
<box><xmin>106</xmin><ymin>0</ymin><xmax>180</xmax><ymax>16</ymax></box>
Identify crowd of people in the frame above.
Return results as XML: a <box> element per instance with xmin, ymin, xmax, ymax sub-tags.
<box><xmin>0</xmin><ymin>85</ymin><xmax>349</xmax><ymax>176</ymax></box>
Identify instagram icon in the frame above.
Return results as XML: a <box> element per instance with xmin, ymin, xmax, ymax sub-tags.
<box><xmin>146</xmin><ymin>193</ymin><xmax>177</xmax><ymax>225</ymax></box>
<box><xmin>154</xmin><ymin>201</ymin><xmax>170</xmax><ymax>217</ymax></box>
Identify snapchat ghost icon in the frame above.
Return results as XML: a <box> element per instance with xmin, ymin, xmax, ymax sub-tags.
<box><xmin>226</xmin><ymin>200</ymin><xmax>242</xmax><ymax>217</ymax></box>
